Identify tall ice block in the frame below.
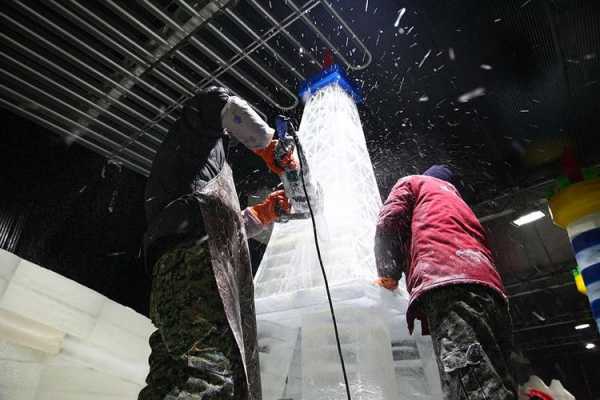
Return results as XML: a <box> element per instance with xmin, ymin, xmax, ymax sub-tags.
<box><xmin>255</xmin><ymin>73</ymin><xmax>442</xmax><ymax>399</ymax></box>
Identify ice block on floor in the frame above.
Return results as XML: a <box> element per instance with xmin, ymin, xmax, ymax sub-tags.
<box><xmin>301</xmin><ymin>304</ymin><xmax>397</xmax><ymax>400</ymax></box>
<box><xmin>258</xmin><ymin>320</ymin><xmax>299</xmax><ymax>400</ymax></box>
<box><xmin>0</xmin><ymin>249</ymin><xmax>154</xmax><ymax>399</ymax></box>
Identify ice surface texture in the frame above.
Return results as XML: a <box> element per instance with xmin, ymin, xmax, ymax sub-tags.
<box><xmin>254</xmin><ymin>84</ymin><xmax>443</xmax><ymax>399</ymax></box>
<box><xmin>0</xmin><ymin>249</ymin><xmax>154</xmax><ymax>400</ymax></box>
<box><xmin>255</xmin><ymin>84</ymin><xmax>382</xmax><ymax>298</ymax></box>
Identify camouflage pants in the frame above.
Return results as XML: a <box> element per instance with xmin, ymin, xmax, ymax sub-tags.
<box><xmin>138</xmin><ymin>244</ymin><xmax>246</xmax><ymax>400</ymax></box>
<box><xmin>420</xmin><ymin>285</ymin><xmax>517</xmax><ymax>400</ymax></box>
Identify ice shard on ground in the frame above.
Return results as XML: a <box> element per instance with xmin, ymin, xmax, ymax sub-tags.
<box><xmin>255</xmin><ymin>65</ymin><xmax>443</xmax><ymax>399</ymax></box>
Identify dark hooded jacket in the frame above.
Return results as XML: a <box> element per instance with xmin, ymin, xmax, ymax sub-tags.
<box><xmin>143</xmin><ymin>87</ymin><xmax>230</xmax><ymax>267</ymax></box>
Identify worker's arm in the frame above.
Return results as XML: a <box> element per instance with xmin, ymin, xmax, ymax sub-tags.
<box><xmin>242</xmin><ymin>190</ymin><xmax>290</xmax><ymax>238</ymax></box>
<box><xmin>373</xmin><ymin>178</ymin><xmax>414</xmax><ymax>290</ymax></box>
<box><xmin>221</xmin><ymin>96</ymin><xmax>274</xmax><ymax>150</ymax></box>
<box><xmin>221</xmin><ymin>96</ymin><xmax>296</xmax><ymax>175</ymax></box>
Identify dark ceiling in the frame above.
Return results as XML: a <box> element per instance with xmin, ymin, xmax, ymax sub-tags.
<box><xmin>227</xmin><ymin>0</ymin><xmax>600</xmax><ymax>205</ymax></box>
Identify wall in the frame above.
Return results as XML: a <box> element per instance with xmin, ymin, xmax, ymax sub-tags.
<box><xmin>1</xmin><ymin>111</ymin><xmax>151</xmax><ymax>315</ymax></box>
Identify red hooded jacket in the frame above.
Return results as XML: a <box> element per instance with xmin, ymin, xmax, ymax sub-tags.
<box><xmin>375</xmin><ymin>175</ymin><xmax>507</xmax><ymax>334</ymax></box>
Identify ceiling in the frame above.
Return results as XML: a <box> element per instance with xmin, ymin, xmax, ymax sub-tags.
<box><xmin>0</xmin><ymin>0</ymin><xmax>371</xmax><ymax>176</ymax></box>
<box><xmin>2</xmin><ymin>0</ymin><xmax>599</xmax><ymax>201</ymax></box>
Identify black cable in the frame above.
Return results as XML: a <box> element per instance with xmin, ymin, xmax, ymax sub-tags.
<box><xmin>291</xmin><ymin>128</ymin><xmax>353</xmax><ymax>400</ymax></box>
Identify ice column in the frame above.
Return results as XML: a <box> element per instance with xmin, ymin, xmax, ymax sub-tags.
<box><xmin>254</xmin><ymin>81</ymin><xmax>442</xmax><ymax>400</ymax></box>
<box><xmin>254</xmin><ymin>83</ymin><xmax>382</xmax><ymax>297</ymax></box>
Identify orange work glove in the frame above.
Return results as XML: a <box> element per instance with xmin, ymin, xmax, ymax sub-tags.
<box><xmin>373</xmin><ymin>277</ymin><xmax>399</xmax><ymax>291</ymax></box>
<box><xmin>248</xmin><ymin>190</ymin><xmax>291</xmax><ymax>225</ymax></box>
<box><xmin>253</xmin><ymin>140</ymin><xmax>298</xmax><ymax>175</ymax></box>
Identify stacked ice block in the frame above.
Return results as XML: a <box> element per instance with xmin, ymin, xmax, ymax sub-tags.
<box><xmin>0</xmin><ymin>248</ymin><xmax>154</xmax><ymax>399</ymax></box>
<box><xmin>254</xmin><ymin>84</ymin><xmax>443</xmax><ymax>399</ymax></box>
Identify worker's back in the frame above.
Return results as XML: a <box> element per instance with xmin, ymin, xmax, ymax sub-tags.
<box><xmin>378</xmin><ymin>174</ymin><xmax>507</xmax><ymax>322</ymax></box>
<box><xmin>143</xmin><ymin>94</ymin><xmax>227</xmax><ymax>266</ymax></box>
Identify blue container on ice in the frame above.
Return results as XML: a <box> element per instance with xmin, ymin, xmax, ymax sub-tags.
<box><xmin>298</xmin><ymin>64</ymin><xmax>363</xmax><ymax>104</ymax></box>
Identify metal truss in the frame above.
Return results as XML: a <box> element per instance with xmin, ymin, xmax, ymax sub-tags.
<box><xmin>1</xmin><ymin>0</ymin><xmax>371</xmax><ymax>175</ymax></box>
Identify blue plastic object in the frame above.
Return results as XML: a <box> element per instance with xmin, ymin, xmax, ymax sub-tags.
<box><xmin>298</xmin><ymin>64</ymin><xmax>363</xmax><ymax>104</ymax></box>
<box><xmin>275</xmin><ymin>115</ymin><xmax>288</xmax><ymax>140</ymax></box>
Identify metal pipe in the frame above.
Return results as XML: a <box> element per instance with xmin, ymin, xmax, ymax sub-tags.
<box><xmin>0</xmin><ymin>98</ymin><xmax>150</xmax><ymax>176</ymax></box>
<box><xmin>0</xmin><ymin>66</ymin><xmax>155</xmax><ymax>159</ymax></box>
<box><xmin>8</xmin><ymin>211</ymin><xmax>26</xmax><ymax>253</ymax></box>
<box><xmin>137</xmin><ymin>0</ymin><xmax>297</xmax><ymax>110</ymax></box>
<box><xmin>284</xmin><ymin>0</ymin><xmax>356</xmax><ymax>70</ymax></box>
<box><xmin>11</xmin><ymin>1</ymin><xmax>181</xmax><ymax>109</ymax></box>
<box><xmin>522</xmin><ymin>338</ymin><xmax>598</xmax><ymax>352</ymax></box>
<box><xmin>187</xmin><ymin>36</ymin><xmax>291</xmax><ymax>110</ymax></box>
<box><xmin>0</xmin><ymin>51</ymin><xmax>157</xmax><ymax>155</ymax></box>
<box><xmin>111</xmin><ymin>0</ymin><xmax>360</xmax><ymax>154</ymax></box>
<box><xmin>509</xmin><ymin>281</ymin><xmax>575</xmax><ymax>299</ymax></box>
<box><xmin>66</xmin><ymin>0</ymin><xmax>197</xmax><ymax>102</ymax></box>
<box><xmin>223</xmin><ymin>8</ymin><xmax>305</xmax><ymax>81</ymax></box>
<box><xmin>205</xmin><ymin>22</ymin><xmax>299</xmax><ymax>109</ymax></box>
<box><xmin>246</xmin><ymin>0</ymin><xmax>323</xmax><ymax>69</ymax></box>
<box><xmin>0</xmin><ymin>32</ymin><xmax>168</xmax><ymax>140</ymax></box>
<box><xmin>110</xmin><ymin>0</ymin><xmax>323</xmax><ymax>139</ymax></box>
<box><xmin>0</xmin><ymin>84</ymin><xmax>152</xmax><ymax>167</ymax></box>
<box><xmin>104</xmin><ymin>0</ymin><xmax>168</xmax><ymax>47</ymax></box>
<box><xmin>109</xmin><ymin>62</ymin><xmax>267</xmax><ymax>161</ymax></box>
<box><xmin>514</xmin><ymin>318</ymin><xmax>591</xmax><ymax>333</ymax></box>
<box><xmin>504</xmin><ymin>263</ymin><xmax>573</xmax><ymax>290</ymax></box>
<box><xmin>69</xmin><ymin>0</ymin><xmax>204</xmax><ymax>91</ymax></box>
<box><xmin>320</xmin><ymin>0</ymin><xmax>372</xmax><ymax>70</ymax></box>
<box><xmin>0</xmin><ymin>12</ymin><xmax>177</xmax><ymax>125</ymax></box>
<box><xmin>0</xmin><ymin>211</ymin><xmax>14</xmax><ymax>251</ymax></box>
<box><xmin>173</xmin><ymin>0</ymin><xmax>198</xmax><ymax>16</ymax></box>
<box><xmin>68</xmin><ymin>0</ymin><xmax>158</xmax><ymax>63</ymax></box>
<box><xmin>188</xmin><ymin>0</ymin><xmax>323</xmax><ymax>98</ymax></box>
<box><xmin>139</xmin><ymin>0</ymin><xmax>188</xmax><ymax>33</ymax></box>
<box><xmin>46</xmin><ymin>0</ymin><xmax>194</xmax><ymax>96</ymax></box>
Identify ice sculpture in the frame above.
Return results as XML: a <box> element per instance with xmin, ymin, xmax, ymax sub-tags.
<box><xmin>254</xmin><ymin>73</ymin><xmax>443</xmax><ymax>399</ymax></box>
<box><xmin>0</xmin><ymin>248</ymin><xmax>154</xmax><ymax>399</ymax></box>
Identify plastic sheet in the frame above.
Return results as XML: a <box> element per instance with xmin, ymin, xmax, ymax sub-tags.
<box><xmin>198</xmin><ymin>163</ymin><xmax>261</xmax><ymax>400</ymax></box>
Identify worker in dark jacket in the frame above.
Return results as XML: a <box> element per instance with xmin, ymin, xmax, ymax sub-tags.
<box><xmin>139</xmin><ymin>86</ymin><xmax>295</xmax><ymax>400</ymax></box>
<box><xmin>374</xmin><ymin>165</ymin><xmax>516</xmax><ymax>400</ymax></box>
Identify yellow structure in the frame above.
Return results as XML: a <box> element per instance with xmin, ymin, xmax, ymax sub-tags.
<box><xmin>548</xmin><ymin>178</ymin><xmax>600</xmax><ymax>228</ymax></box>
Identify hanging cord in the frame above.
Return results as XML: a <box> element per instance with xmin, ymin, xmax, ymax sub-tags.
<box><xmin>290</xmin><ymin>123</ymin><xmax>353</xmax><ymax>400</ymax></box>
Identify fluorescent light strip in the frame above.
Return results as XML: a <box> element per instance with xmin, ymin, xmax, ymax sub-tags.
<box><xmin>575</xmin><ymin>323</ymin><xmax>591</xmax><ymax>330</ymax></box>
<box><xmin>513</xmin><ymin>210</ymin><xmax>545</xmax><ymax>226</ymax></box>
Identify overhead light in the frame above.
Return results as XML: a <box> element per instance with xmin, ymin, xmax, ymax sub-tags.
<box><xmin>585</xmin><ymin>343</ymin><xmax>596</xmax><ymax>350</ymax></box>
<box><xmin>512</xmin><ymin>210</ymin><xmax>545</xmax><ymax>226</ymax></box>
<box><xmin>575</xmin><ymin>323</ymin><xmax>591</xmax><ymax>330</ymax></box>
<box><xmin>532</xmin><ymin>311</ymin><xmax>546</xmax><ymax>322</ymax></box>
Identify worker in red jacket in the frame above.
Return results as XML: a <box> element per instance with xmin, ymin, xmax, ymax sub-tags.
<box><xmin>374</xmin><ymin>165</ymin><xmax>516</xmax><ymax>400</ymax></box>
